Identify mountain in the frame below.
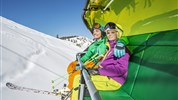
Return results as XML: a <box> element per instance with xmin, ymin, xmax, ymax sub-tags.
<box><xmin>0</xmin><ymin>16</ymin><xmax>85</xmax><ymax>100</ymax></box>
<box><xmin>59</xmin><ymin>35</ymin><xmax>93</xmax><ymax>49</ymax></box>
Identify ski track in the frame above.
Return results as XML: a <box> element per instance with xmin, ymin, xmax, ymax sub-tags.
<box><xmin>1</xmin><ymin>22</ymin><xmax>75</xmax><ymax>87</ymax></box>
<box><xmin>1</xmin><ymin>30</ymin><xmax>46</xmax><ymax>88</ymax></box>
<box><xmin>1</xmin><ymin>17</ymin><xmax>88</xmax><ymax>100</ymax></box>
<box><xmin>6</xmin><ymin>24</ymin><xmax>74</xmax><ymax>61</ymax></box>
<box><xmin>43</xmin><ymin>37</ymin><xmax>80</xmax><ymax>61</ymax></box>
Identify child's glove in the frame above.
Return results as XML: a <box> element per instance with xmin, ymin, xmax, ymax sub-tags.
<box><xmin>75</xmin><ymin>64</ymin><xmax>80</xmax><ymax>70</ymax></box>
<box><xmin>114</xmin><ymin>42</ymin><xmax>125</xmax><ymax>58</ymax></box>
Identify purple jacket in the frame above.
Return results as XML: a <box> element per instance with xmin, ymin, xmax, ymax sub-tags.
<box><xmin>98</xmin><ymin>40</ymin><xmax>130</xmax><ymax>85</ymax></box>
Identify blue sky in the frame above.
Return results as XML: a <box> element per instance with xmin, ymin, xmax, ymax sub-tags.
<box><xmin>1</xmin><ymin>0</ymin><xmax>92</xmax><ymax>38</ymax></box>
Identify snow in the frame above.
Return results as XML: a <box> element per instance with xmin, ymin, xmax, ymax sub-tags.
<box><xmin>60</xmin><ymin>36</ymin><xmax>93</xmax><ymax>50</ymax></box>
<box><xmin>0</xmin><ymin>16</ymin><xmax>87</xmax><ymax>100</ymax></box>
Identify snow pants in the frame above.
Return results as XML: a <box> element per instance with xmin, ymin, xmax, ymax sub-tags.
<box><xmin>71</xmin><ymin>74</ymin><xmax>122</xmax><ymax>100</ymax></box>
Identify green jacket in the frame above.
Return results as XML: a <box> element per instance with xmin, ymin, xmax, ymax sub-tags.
<box><xmin>118</xmin><ymin>36</ymin><xmax>129</xmax><ymax>46</ymax></box>
<box><xmin>80</xmin><ymin>36</ymin><xmax>129</xmax><ymax>63</ymax></box>
<box><xmin>80</xmin><ymin>38</ymin><xmax>107</xmax><ymax>63</ymax></box>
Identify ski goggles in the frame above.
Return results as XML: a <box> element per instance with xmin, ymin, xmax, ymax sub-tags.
<box><xmin>92</xmin><ymin>23</ymin><xmax>104</xmax><ymax>32</ymax></box>
<box><xmin>104</xmin><ymin>22</ymin><xmax>123</xmax><ymax>32</ymax></box>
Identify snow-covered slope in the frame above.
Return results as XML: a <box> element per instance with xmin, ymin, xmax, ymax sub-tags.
<box><xmin>60</xmin><ymin>36</ymin><xmax>93</xmax><ymax>49</ymax></box>
<box><xmin>0</xmin><ymin>16</ymin><xmax>84</xmax><ymax>100</ymax></box>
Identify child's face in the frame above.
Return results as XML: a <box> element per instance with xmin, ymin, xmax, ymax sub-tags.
<box><xmin>93</xmin><ymin>29</ymin><xmax>102</xmax><ymax>40</ymax></box>
<box><xmin>106</xmin><ymin>29</ymin><xmax>118</xmax><ymax>41</ymax></box>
